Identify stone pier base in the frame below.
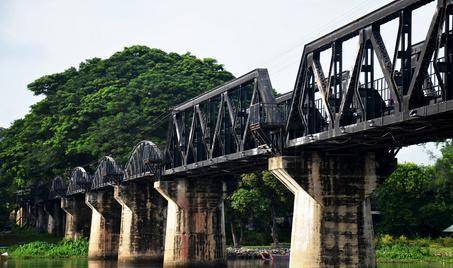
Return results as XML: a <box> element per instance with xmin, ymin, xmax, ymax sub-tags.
<box><xmin>114</xmin><ymin>180</ymin><xmax>166</xmax><ymax>262</ymax></box>
<box><xmin>269</xmin><ymin>151</ymin><xmax>396</xmax><ymax>268</ymax></box>
<box><xmin>45</xmin><ymin>199</ymin><xmax>65</xmax><ymax>236</ymax></box>
<box><xmin>155</xmin><ymin>177</ymin><xmax>227</xmax><ymax>268</ymax></box>
<box><xmin>61</xmin><ymin>195</ymin><xmax>92</xmax><ymax>240</ymax></box>
<box><xmin>86</xmin><ymin>189</ymin><xmax>122</xmax><ymax>259</ymax></box>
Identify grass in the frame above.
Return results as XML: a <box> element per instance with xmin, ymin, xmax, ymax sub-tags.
<box><xmin>0</xmin><ymin>227</ymin><xmax>88</xmax><ymax>258</ymax></box>
<box><xmin>375</xmin><ymin>234</ymin><xmax>453</xmax><ymax>263</ymax></box>
<box><xmin>7</xmin><ymin>239</ymin><xmax>88</xmax><ymax>258</ymax></box>
<box><xmin>235</xmin><ymin>236</ymin><xmax>453</xmax><ymax>264</ymax></box>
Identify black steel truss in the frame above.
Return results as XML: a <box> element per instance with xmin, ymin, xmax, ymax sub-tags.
<box><xmin>48</xmin><ymin>176</ymin><xmax>67</xmax><ymax>200</ymax></box>
<box><xmin>286</xmin><ymin>0</ymin><xmax>453</xmax><ymax>144</ymax></box>
<box><xmin>91</xmin><ymin>156</ymin><xmax>123</xmax><ymax>190</ymax></box>
<box><xmin>124</xmin><ymin>140</ymin><xmax>163</xmax><ymax>181</ymax></box>
<box><xmin>163</xmin><ymin>69</ymin><xmax>282</xmax><ymax>175</ymax></box>
<box><xmin>66</xmin><ymin>167</ymin><xmax>91</xmax><ymax>196</ymax></box>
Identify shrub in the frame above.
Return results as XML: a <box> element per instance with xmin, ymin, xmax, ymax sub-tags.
<box><xmin>9</xmin><ymin>238</ymin><xmax>88</xmax><ymax>258</ymax></box>
<box><xmin>377</xmin><ymin>244</ymin><xmax>431</xmax><ymax>261</ymax></box>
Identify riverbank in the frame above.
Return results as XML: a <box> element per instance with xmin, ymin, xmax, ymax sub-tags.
<box><xmin>2</xmin><ymin>229</ymin><xmax>452</xmax><ymax>264</ymax></box>
<box><xmin>376</xmin><ymin>235</ymin><xmax>453</xmax><ymax>263</ymax></box>
<box><xmin>227</xmin><ymin>236</ymin><xmax>453</xmax><ymax>264</ymax></box>
<box><xmin>0</xmin><ymin>227</ymin><xmax>87</xmax><ymax>258</ymax></box>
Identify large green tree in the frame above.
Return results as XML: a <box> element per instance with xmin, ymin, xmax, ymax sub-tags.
<box><xmin>376</xmin><ymin>142</ymin><xmax>453</xmax><ymax>237</ymax></box>
<box><xmin>227</xmin><ymin>171</ymin><xmax>293</xmax><ymax>247</ymax></box>
<box><xmin>0</xmin><ymin>46</ymin><xmax>233</xmax><ymax>205</ymax></box>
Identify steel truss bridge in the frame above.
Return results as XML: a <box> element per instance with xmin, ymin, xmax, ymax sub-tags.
<box><xmin>54</xmin><ymin>0</ymin><xmax>453</xmax><ymax>196</ymax></box>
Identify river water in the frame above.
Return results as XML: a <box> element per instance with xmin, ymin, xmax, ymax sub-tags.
<box><xmin>1</xmin><ymin>258</ymin><xmax>453</xmax><ymax>268</ymax></box>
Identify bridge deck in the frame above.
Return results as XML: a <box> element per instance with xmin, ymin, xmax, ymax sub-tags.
<box><xmin>287</xmin><ymin>99</ymin><xmax>453</xmax><ymax>151</ymax></box>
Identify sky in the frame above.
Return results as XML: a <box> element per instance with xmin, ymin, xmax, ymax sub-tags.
<box><xmin>0</xmin><ymin>0</ymin><xmax>442</xmax><ymax>164</ymax></box>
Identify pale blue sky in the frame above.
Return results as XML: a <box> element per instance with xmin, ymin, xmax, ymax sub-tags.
<box><xmin>0</xmin><ymin>0</ymin><xmax>442</xmax><ymax>164</ymax></box>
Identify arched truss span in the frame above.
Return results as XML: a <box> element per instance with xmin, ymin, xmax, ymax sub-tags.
<box><xmin>66</xmin><ymin>167</ymin><xmax>91</xmax><ymax>195</ymax></box>
<box><xmin>92</xmin><ymin>156</ymin><xmax>123</xmax><ymax>190</ymax></box>
<box><xmin>49</xmin><ymin>176</ymin><xmax>67</xmax><ymax>199</ymax></box>
<box><xmin>124</xmin><ymin>141</ymin><xmax>163</xmax><ymax>181</ymax></box>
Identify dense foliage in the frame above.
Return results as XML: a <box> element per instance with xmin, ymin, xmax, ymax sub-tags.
<box><xmin>226</xmin><ymin>171</ymin><xmax>293</xmax><ymax>247</ymax></box>
<box><xmin>0</xmin><ymin>46</ymin><xmax>233</xmax><ymax>205</ymax></box>
<box><xmin>375</xmin><ymin>234</ymin><xmax>453</xmax><ymax>262</ymax></box>
<box><xmin>376</xmin><ymin>142</ymin><xmax>453</xmax><ymax>237</ymax></box>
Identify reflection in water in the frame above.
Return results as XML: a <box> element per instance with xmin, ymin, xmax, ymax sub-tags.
<box><xmin>1</xmin><ymin>258</ymin><xmax>453</xmax><ymax>268</ymax></box>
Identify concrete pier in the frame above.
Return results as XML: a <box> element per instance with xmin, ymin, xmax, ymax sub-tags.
<box><xmin>114</xmin><ymin>180</ymin><xmax>166</xmax><ymax>262</ymax></box>
<box><xmin>269</xmin><ymin>151</ymin><xmax>396</xmax><ymax>268</ymax></box>
<box><xmin>61</xmin><ymin>195</ymin><xmax>92</xmax><ymax>240</ymax></box>
<box><xmin>35</xmin><ymin>202</ymin><xmax>49</xmax><ymax>232</ymax></box>
<box><xmin>155</xmin><ymin>177</ymin><xmax>227</xmax><ymax>268</ymax></box>
<box><xmin>45</xmin><ymin>200</ymin><xmax>65</xmax><ymax>236</ymax></box>
<box><xmin>86</xmin><ymin>189</ymin><xmax>122</xmax><ymax>259</ymax></box>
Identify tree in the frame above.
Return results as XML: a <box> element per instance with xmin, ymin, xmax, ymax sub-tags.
<box><xmin>0</xmin><ymin>46</ymin><xmax>233</xmax><ymax>207</ymax></box>
<box><xmin>228</xmin><ymin>171</ymin><xmax>292</xmax><ymax>248</ymax></box>
<box><xmin>376</xmin><ymin>156</ymin><xmax>453</xmax><ymax>237</ymax></box>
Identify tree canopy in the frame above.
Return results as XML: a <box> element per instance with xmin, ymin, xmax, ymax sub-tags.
<box><xmin>227</xmin><ymin>171</ymin><xmax>293</xmax><ymax>247</ymax></box>
<box><xmin>376</xmin><ymin>142</ymin><xmax>453</xmax><ymax>237</ymax></box>
<box><xmin>0</xmin><ymin>46</ymin><xmax>233</xmax><ymax>202</ymax></box>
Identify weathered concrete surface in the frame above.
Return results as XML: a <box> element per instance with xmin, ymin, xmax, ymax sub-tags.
<box><xmin>114</xmin><ymin>180</ymin><xmax>166</xmax><ymax>262</ymax></box>
<box><xmin>86</xmin><ymin>189</ymin><xmax>122</xmax><ymax>259</ymax></box>
<box><xmin>155</xmin><ymin>177</ymin><xmax>227</xmax><ymax>268</ymax></box>
<box><xmin>61</xmin><ymin>195</ymin><xmax>92</xmax><ymax>240</ymax></box>
<box><xmin>45</xmin><ymin>200</ymin><xmax>65</xmax><ymax>236</ymax></box>
<box><xmin>269</xmin><ymin>151</ymin><xmax>396</xmax><ymax>268</ymax></box>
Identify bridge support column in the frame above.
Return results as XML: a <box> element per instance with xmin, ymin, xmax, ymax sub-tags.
<box><xmin>269</xmin><ymin>151</ymin><xmax>396</xmax><ymax>268</ymax></box>
<box><xmin>45</xmin><ymin>200</ymin><xmax>65</xmax><ymax>236</ymax></box>
<box><xmin>114</xmin><ymin>181</ymin><xmax>166</xmax><ymax>262</ymax></box>
<box><xmin>155</xmin><ymin>178</ymin><xmax>227</xmax><ymax>268</ymax></box>
<box><xmin>85</xmin><ymin>189</ymin><xmax>122</xmax><ymax>259</ymax></box>
<box><xmin>35</xmin><ymin>202</ymin><xmax>48</xmax><ymax>232</ymax></box>
<box><xmin>61</xmin><ymin>195</ymin><xmax>91</xmax><ymax>240</ymax></box>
